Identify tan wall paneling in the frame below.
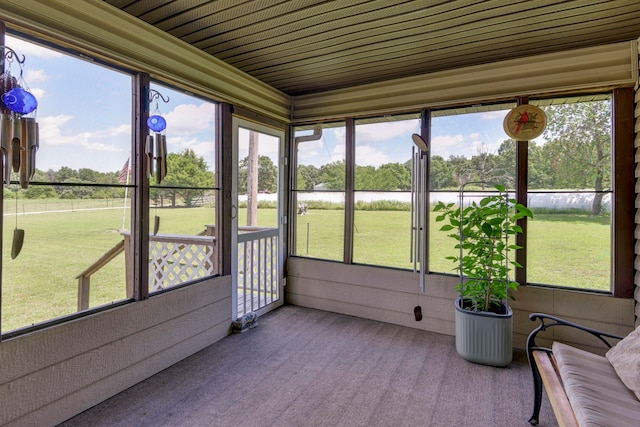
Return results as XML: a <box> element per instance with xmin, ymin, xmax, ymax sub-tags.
<box><xmin>293</xmin><ymin>41</ymin><xmax>639</xmax><ymax>122</ymax></box>
<box><xmin>0</xmin><ymin>276</ymin><xmax>232</xmax><ymax>427</ymax></box>
<box><xmin>0</xmin><ymin>0</ymin><xmax>290</xmax><ymax>123</ymax></box>
<box><xmin>286</xmin><ymin>257</ymin><xmax>457</xmax><ymax>336</ymax></box>
<box><xmin>636</xmin><ymin>37</ymin><xmax>640</xmax><ymax>327</ymax></box>
<box><xmin>286</xmin><ymin>258</ymin><xmax>636</xmax><ymax>354</ymax></box>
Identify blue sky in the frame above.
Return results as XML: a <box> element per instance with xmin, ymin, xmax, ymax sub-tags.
<box><xmin>6</xmin><ymin>35</ymin><xmax>215</xmax><ymax>174</ymax></box>
<box><xmin>7</xmin><ymin>34</ymin><xmax>526</xmax><ymax>175</ymax></box>
<box><xmin>296</xmin><ymin>109</ymin><xmax>517</xmax><ymax>169</ymax></box>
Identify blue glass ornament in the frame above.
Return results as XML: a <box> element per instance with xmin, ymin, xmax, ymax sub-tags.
<box><xmin>3</xmin><ymin>87</ymin><xmax>37</xmax><ymax>114</ymax></box>
<box><xmin>147</xmin><ymin>115</ymin><xmax>166</xmax><ymax>132</ymax></box>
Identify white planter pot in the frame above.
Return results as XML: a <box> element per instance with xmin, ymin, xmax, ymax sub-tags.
<box><xmin>454</xmin><ymin>297</ymin><xmax>513</xmax><ymax>367</ymax></box>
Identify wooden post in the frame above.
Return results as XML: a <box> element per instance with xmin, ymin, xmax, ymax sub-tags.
<box><xmin>124</xmin><ymin>234</ymin><xmax>133</xmax><ymax>299</ymax></box>
<box><xmin>77</xmin><ymin>277</ymin><xmax>90</xmax><ymax>311</ymax></box>
<box><xmin>515</xmin><ymin>96</ymin><xmax>528</xmax><ymax>287</ymax></box>
<box><xmin>133</xmin><ymin>73</ymin><xmax>150</xmax><ymax>300</ymax></box>
<box><xmin>247</xmin><ymin>130</ymin><xmax>259</xmax><ymax>226</ymax></box>
<box><xmin>216</xmin><ymin>103</ymin><xmax>232</xmax><ymax>276</ymax></box>
<box><xmin>612</xmin><ymin>87</ymin><xmax>634</xmax><ymax>298</ymax></box>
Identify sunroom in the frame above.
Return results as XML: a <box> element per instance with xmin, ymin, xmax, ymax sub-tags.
<box><xmin>0</xmin><ymin>1</ymin><xmax>639</xmax><ymax>426</ymax></box>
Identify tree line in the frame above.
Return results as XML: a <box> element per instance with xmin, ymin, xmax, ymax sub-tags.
<box><xmin>7</xmin><ymin>149</ymin><xmax>216</xmax><ymax>208</ymax></box>
<box><xmin>297</xmin><ymin>102</ymin><xmax>611</xmax><ymax>214</ymax></box>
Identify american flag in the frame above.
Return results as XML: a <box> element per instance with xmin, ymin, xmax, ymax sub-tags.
<box><xmin>118</xmin><ymin>159</ymin><xmax>130</xmax><ymax>183</ymax></box>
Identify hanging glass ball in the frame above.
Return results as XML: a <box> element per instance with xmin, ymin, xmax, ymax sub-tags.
<box><xmin>3</xmin><ymin>87</ymin><xmax>38</xmax><ymax>114</ymax></box>
<box><xmin>147</xmin><ymin>115</ymin><xmax>166</xmax><ymax>132</ymax></box>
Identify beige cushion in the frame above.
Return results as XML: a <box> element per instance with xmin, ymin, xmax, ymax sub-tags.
<box><xmin>553</xmin><ymin>342</ymin><xmax>640</xmax><ymax>427</ymax></box>
<box><xmin>606</xmin><ymin>325</ymin><xmax>640</xmax><ymax>401</ymax></box>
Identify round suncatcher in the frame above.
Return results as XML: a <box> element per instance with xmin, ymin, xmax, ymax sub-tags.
<box><xmin>147</xmin><ymin>115</ymin><xmax>166</xmax><ymax>132</ymax></box>
<box><xmin>503</xmin><ymin>104</ymin><xmax>547</xmax><ymax>140</ymax></box>
<box><xmin>3</xmin><ymin>87</ymin><xmax>37</xmax><ymax>114</ymax></box>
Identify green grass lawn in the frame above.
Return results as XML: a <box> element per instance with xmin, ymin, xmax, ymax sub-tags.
<box><xmin>1</xmin><ymin>202</ymin><xmax>610</xmax><ymax>333</ymax></box>
<box><xmin>298</xmin><ymin>209</ymin><xmax>610</xmax><ymax>291</ymax></box>
<box><xmin>2</xmin><ymin>204</ymin><xmax>217</xmax><ymax>332</ymax></box>
<box><xmin>526</xmin><ymin>213</ymin><xmax>610</xmax><ymax>289</ymax></box>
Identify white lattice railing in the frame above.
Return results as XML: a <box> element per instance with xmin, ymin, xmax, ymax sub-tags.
<box><xmin>78</xmin><ymin>227</ymin><xmax>281</xmax><ymax>315</ymax></box>
<box><xmin>237</xmin><ymin>227</ymin><xmax>279</xmax><ymax>317</ymax></box>
<box><xmin>148</xmin><ymin>234</ymin><xmax>217</xmax><ymax>292</ymax></box>
<box><xmin>76</xmin><ymin>232</ymin><xmax>217</xmax><ymax>310</ymax></box>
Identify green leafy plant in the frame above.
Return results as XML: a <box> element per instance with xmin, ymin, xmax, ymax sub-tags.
<box><xmin>434</xmin><ymin>184</ymin><xmax>533</xmax><ymax>313</ymax></box>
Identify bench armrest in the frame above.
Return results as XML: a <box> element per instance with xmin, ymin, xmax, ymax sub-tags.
<box><xmin>527</xmin><ymin>312</ymin><xmax>624</xmax><ymax>353</ymax></box>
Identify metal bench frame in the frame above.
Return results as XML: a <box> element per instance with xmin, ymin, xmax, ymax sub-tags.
<box><xmin>526</xmin><ymin>313</ymin><xmax>623</xmax><ymax>426</ymax></box>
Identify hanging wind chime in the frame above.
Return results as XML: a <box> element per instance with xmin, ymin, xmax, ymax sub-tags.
<box><xmin>0</xmin><ymin>45</ymin><xmax>39</xmax><ymax>259</ymax></box>
<box><xmin>410</xmin><ymin>133</ymin><xmax>428</xmax><ymax>322</ymax></box>
<box><xmin>146</xmin><ymin>89</ymin><xmax>168</xmax><ymax>235</ymax></box>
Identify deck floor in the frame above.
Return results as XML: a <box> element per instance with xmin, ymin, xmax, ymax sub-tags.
<box><xmin>60</xmin><ymin>306</ymin><xmax>559</xmax><ymax>427</ymax></box>
<box><xmin>236</xmin><ymin>289</ymin><xmax>279</xmax><ymax>318</ymax></box>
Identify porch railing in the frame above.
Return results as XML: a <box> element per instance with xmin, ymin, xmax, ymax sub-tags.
<box><xmin>147</xmin><ymin>234</ymin><xmax>217</xmax><ymax>292</ymax></box>
<box><xmin>237</xmin><ymin>227</ymin><xmax>279</xmax><ymax>317</ymax></box>
<box><xmin>75</xmin><ymin>239</ymin><xmax>127</xmax><ymax>311</ymax></box>
<box><xmin>75</xmin><ymin>232</ymin><xmax>216</xmax><ymax>311</ymax></box>
<box><xmin>76</xmin><ymin>227</ymin><xmax>279</xmax><ymax>318</ymax></box>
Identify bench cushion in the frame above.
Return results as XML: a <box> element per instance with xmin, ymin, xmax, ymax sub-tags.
<box><xmin>553</xmin><ymin>342</ymin><xmax>640</xmax><ymax>427</ymax></box>
<box><xmin>606</xmin><ymin>324</ymin><xmax>640</xmax><ymax>401</ymax></box>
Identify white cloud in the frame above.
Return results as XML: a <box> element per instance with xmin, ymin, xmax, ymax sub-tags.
<box><xmin>86</xmin><ymin>124</ymin><xmax>131</xmax><ymax>138</ymax></box>
<box><xmin>38</xmin><ymin>114</ymin><xmax>127</xmax><ymax>153</ymax></box>
<box><xmin>25</xmin><ymin>69</ymin><xmax>47</xmax><ymax>83</ymax></box>
<box><xmin>39</xmin><ymin>114</ymin><xmax>74</xmax><ymax>144</ymax></box>
<box><xmin>297</xmin><ymin>139</ymin><xmax>323</xmax><ymax>163</ymax></box>
<box><xmin>355</xmin><ymin>120</ymin><xmax>418</xmax><ymax>143</ymax></box>
<box><xmin>481</xmin><ymin>111</ymin><xmax>508</xmax><ymax>121</ymax></box>
<box><xmin>355</xmin><ymin>145</ymin><xmax>392</xmax><ymax>167</ymax></box>
<box><xmin>298</xmin><ymin>148</ymin><xmax>320</xmax><ymax>161</ymax></box>
<box><xmin>163</xmin><ymin>103</ymin><xmax>215</xmax><ymax>136</ymax></box>
<box><xmin>330</xmin><ymin>142</ymin><xmax>346</xmax><ymax>162</ymax></box>
<box><xmin>236</xmin><ymin>126</ymin><xmax>281</xmax><ymax>164</ymax></box>
<box><xmin>29</xmin><ymin>87</ymin><xmax>45</xmax><ymax>100</ymax></box>
<box><xmin>167</xmin><ymin>135</ymin><xmax>214</xmax><ymax>161</ymax></box>
<box><xmin>431</xmin><ymin>134</ymin><xmax>464</xmax><ymax>157</ymax></box>
<box><xmin>80</xmin><ymin>139</ymin><xmax>123</xmax><ymax>153</ymax></box>
<box><xmin>5</xmin><ymin>36</ymin><xmax>63</xmax><ymax>59</ymax></box>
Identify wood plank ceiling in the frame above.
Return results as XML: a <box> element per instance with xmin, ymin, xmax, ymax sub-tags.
<box><xmin>103</xmin><ymin>0</ymin><xmax>640</xmax><ymax>96</ymax></box>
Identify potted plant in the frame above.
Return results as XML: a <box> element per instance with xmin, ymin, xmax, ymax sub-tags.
<box><xmin>434</xmin><ymin>183</ymin><xmax>533</xmax><ymax>367</ymax></box>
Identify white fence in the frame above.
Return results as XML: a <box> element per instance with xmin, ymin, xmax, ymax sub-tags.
<box><xmin>284</xmin><ymin>191</ymin><xmax>612</xmax><ymax>212</ymax></box>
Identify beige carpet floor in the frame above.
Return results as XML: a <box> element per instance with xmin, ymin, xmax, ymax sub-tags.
<box><xmin>59</xmin><ymin>305</ymin><xmax>558</xmax><ymax>427</ymax></box>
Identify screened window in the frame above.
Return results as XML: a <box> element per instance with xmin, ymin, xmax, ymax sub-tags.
<box><xmin>292</xmin><ymin>123</ymin><xmax>345</xmax><ymax>261</ymax></box>
<box><xmin>1</xmin><ymin>35</ymin><xmax>133</xmax><ymax>333</ymax></box>
<box><xmin>147</xmin><ymin>82</ymin><xmax>217</xmax><ymax>294</ymax></box>
<box><xmin>289</xmin><ymin>96</ymin><xmax>624</xmax><ymax>295</ymax></box>
<box><xmin>353</xmin><ymin>116</ymin><xmax>419</xmax><ymax>268</ymax></box>
<box><xmin>527</xmin><ymin>96</ymin><xmax>612</xmax><ymax>291</ymax></box>
<box><xmin>429</xmin><ymin>104</ymin><xmax>516</xmax><ymax>274</ymax></box>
